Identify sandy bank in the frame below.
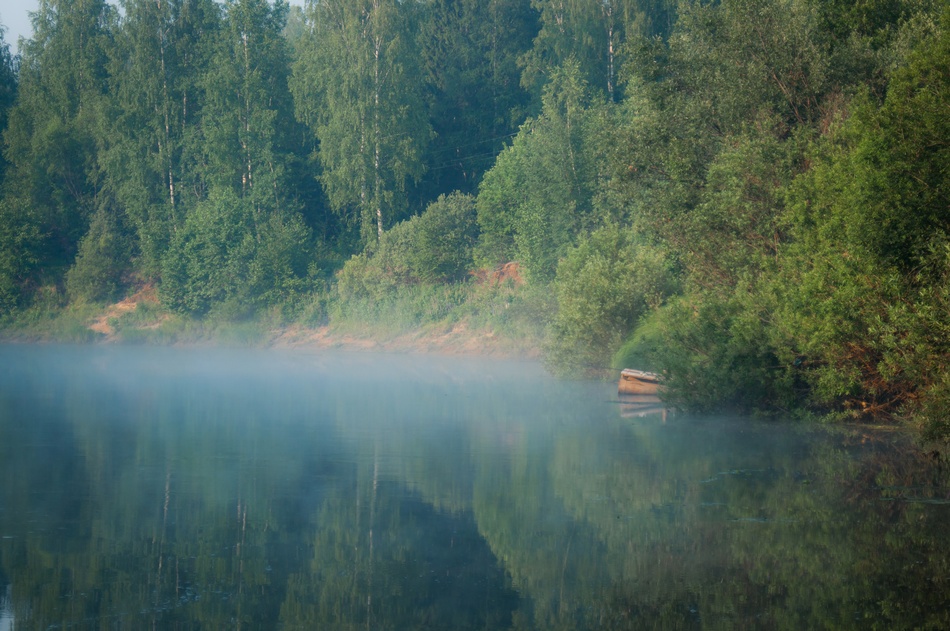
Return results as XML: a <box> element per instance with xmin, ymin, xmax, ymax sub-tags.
<box><xmin>81</xmin><ymin>286</ymin><xmax>542</xmax><ymax>359</ymax></box>
<box><xmin>267</xmin><ymin>322</ymin><xmax>542</xmax><ymax>359</ymax></box>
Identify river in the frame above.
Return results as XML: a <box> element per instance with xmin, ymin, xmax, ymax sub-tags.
<box><xmin>0</xmin><ymin>344</ymin><xmax>948</xmax><ymax>629</ymax></box>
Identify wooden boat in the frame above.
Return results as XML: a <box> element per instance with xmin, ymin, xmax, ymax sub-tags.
<box><xmin>618</xmin><ymin>368</ymin><xmax>662</xmax><ymax>395</ymax></box>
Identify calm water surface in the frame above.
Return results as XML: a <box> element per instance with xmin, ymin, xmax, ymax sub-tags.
<box><xmin>1</xmin><ymin>344</ymin><xmax>949</xmax><ymax>629</ymax></box>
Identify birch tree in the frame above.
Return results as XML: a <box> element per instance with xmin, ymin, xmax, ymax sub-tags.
<box><xmin>521</xmin><ymin>0</ymin><xmax>677</xmax><ymax>101</ymax></box>
<box><xmin>102</xmin><ymin>0</ymin><xmax>220</xmax><ymax>276</ymax></box>
<box><xmin>3</xmin><ymin>0</ymin><xmax>116</xmax><ymax>265</ymax></box>
<box><xmin>159</xmin><ymin>0</ymin><xmax>311</xmax><ymax>314</ymax></box>
<box><xmin>201</xmin><ymin>0</ymin><xmax>293</xmax><ymax>210</ymax></box>
<box><xmin>292</xmin><ymin>0</ymin><xmax>429</xmax><ymax>245</ymax></box>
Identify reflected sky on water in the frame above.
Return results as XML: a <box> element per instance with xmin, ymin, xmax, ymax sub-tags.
<box><xmin>1</xmin><ymin>344</ymin><xmax>949</xmax><ymax>629</ymax></box>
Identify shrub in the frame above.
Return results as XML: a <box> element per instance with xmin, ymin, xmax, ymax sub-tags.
<box><xmin>648</xmin><ymin>291</ymin><xmax>797</xmax><ymax>414</ymax></box>
<box><xmin>66</xmin><ymin>205</ymin><xmax>133</xmax><ymax>303</ymax></box>
<box><xmin>336</xmin><ymin>217</ymin><xmax>419</xmax><ymax>300</ymax></box>
<box><xmin>337</xmin><ymin>193</ymin><xmax>478</xmax><ymax>299</ymax></box>
<box><xmin>546</xmin><ymin>225</ymin><xmax>678</xmax><ymax>376</ymax></box>
<box><xmin>160</xmin><ymin>188</ymin><xmax>312</xmax><ymax>315</ymax></box>
<box><xmin>411</xmin><ymin>192</ymin><xmax>478</xmax><ymax>283</ymax></box>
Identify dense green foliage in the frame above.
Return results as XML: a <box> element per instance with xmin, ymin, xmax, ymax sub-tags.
<box><xmin>0</xmin><ymin>0</ymin><xmax>947</xmax><ymax>434</ymax></box>
<box><xmin>338</xmin><ymin>192</ymin><xmax>478</xmax><ymax>299</ymax></box>
<box><xmin>547</xmin><ymin>224</ymin><xmax>677</xmax><ymax>373</ymax></box>
<box><xmin>475</xmin><ymin>61</ymin><xmax>608</xmax><ymax>281</ymax></box>
<box><xmin>770</xmin><ymin>20</ymin><xmax>950</xmax><ymax>424</ymax></box>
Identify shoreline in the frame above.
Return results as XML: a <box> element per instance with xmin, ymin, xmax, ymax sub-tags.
<box><xmin>0</xmin><ymin>323</ymin><xmax>545</xmax><ymax>361</ymax></box>
<box><xmin>0</xmin><ymin>284</ymin><xmax>544</xmax><ymax>360</ymax></box>
<box><xmin>1</xmin><ymin>313</ymin><xmax>545</xmax><ymax>362</ymax></box>
<box><xmin>265</xmin><ymin>323</ymin><xmax>543</xmax><ymax>359</ymax></box>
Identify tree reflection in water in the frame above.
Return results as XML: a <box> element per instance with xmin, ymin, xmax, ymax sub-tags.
<box><xmin>0</xmin><ymin>344</ymin><xmax>948</xmax><ymax>629</ymax></box>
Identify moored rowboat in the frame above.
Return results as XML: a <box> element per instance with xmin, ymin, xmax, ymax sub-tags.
<box><xmin>618</xmin><ymin>369</ymin><xmax>662</xmax><ymax>395</ymax></box>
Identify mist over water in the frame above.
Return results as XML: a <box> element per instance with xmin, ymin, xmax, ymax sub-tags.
<box><xmin>1</xmin><ymin>344</ymin><xmax>949</xmax><ymax>629</ymax></box>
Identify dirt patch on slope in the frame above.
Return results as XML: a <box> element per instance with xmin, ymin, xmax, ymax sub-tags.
<box><xmin>89</xmin><ymin>285</ymin><xmax>162</xmax><ymax>339</ymax></box>
<box><xmin>84</xmin><ymin>285</ymin><xmax>540</xmax><ymax>358</ymax></box>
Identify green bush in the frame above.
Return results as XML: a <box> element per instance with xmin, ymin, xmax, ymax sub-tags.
<box><xmin>633</xmin><ymin>290</ymin><xmax>796</xmax><ymax>415</ymax></box>
<box><xmin>546</xmin><ymin>225</ymin><xmax>678</xmax><ymax>376</ymax></box>
<box><xmin>336</xmin><ymin>218</ymin><xmax>418</xmax><ymax>300</ymax></box>
<box><xmin>66</xmin><ymin>205</ymin><xmax>133</xmax><ymax>304</ymax></box>
<box><xmin>411</xmin><ymin>192</ymin><xmax>478</xmax><ymax>283</ymax></box>
<box><xmin>612</xmin><ymin>314</ymin><xmax>666</xmax><ymax>373</ymax></box>
<box><xmin>293</xmin><ymin>290</ymin><xmax>330</xmax><ymax>328</ymax></box>
<box><xmin>161</xmin><ymin>189</ymin><xmax>253</xmax><ymax>314</ymax></box>
<box><xmin>160</xmin><ymin>188</ymin><xmax>312</xmax><ymax>316</ymax></box>
<box><xmin>768</xmin><ymin>18</ymin><xmax>950</xmax><ymax>419</ymax></box>
<box><xmin>3</xmin><ymin>294</ymin><xmax>100</xmax><ymax>343</ymax></box>
<box><xmin>246</xmin><ymin>212</ymin><xmax>315</xmax><ymax>307</ymax></box>
<box><xmin>337</xmin><ymin>193</ymin><xmax>478</xmax><ymax>300</ymax></box>
<box><xmin>0</xmin><ymin>197</ymin><xmax>42</xmax><ymax>316</ymax></box>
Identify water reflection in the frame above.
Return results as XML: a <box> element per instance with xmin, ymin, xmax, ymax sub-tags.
<box><xmin>618</xmin><ymin>393</ymin><xmax>666</xmax><ymax>420</ymax></box>
<box><xmin>0</xmin><ymin>344</ymin><xmax>949</xmax><ymax>629</ymax></box>
<box><xmin>0</xmin><ymin>585</ymin><xmax>12</xmax><ymax>631</ymax></box>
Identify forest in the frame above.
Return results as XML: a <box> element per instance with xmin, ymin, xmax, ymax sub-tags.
<box><xmin>0</xmin><ymin>0</ymin><xmax>947</xmax><ymax>435</ymax></box>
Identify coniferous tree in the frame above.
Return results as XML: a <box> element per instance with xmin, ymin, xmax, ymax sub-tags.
<box><xmin>416</xmin><ymin>0</ymin><xmax>536</xmax><ymax>198</ymax></box>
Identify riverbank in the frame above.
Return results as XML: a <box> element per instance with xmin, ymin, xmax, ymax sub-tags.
<box><xmin>6</xmin><ymin>294</ymin><xmax>949</xmax><ymax>453</ymax></box>
<box><xmin>268</xmin><ymin>322</ymin><xmax>541</xmax><ymax>358</ymax></box>
<box><xmin>0</xmin><ymin>284</ymin><xmax>545</xmax><ymax>360</ymax></box>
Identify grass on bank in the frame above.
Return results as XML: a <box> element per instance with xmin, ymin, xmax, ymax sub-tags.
<box><xmin>0</xmin><ymin>277</ymin><xmax>550</xmax><ymax>356</ymax></box>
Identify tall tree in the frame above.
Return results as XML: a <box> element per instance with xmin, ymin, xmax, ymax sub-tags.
<box><xmin>292</xmin><ymin>0</ymin><xmax>430</xmax><ymax>245</ymax></box>
<box><xmin>614</xmin><ymin>0</ymin><xmax>834</xmax><ymax>288</ymax></box>
<box><xmin>521</xmin><ymin>0</ymin><xmax>608</xmax><ymax>97</ymax></box>
<box><xmin>160</xmin><ymin>0</ymin><xmax>313</xmax><ymax>315</ymax></box>
<box><xmin>3</xmin><ymin>0</ymin><xmax>116</xmax><ymax>270</ymax></box>
<box><xmin>201</xmin><ymin>0</ymin><xmax>294</xmax><ymax>211</ymax></box>
<box><xmin>0</xmin><ymin>23</ymin><xmax>29</xmax><ymax>314</ymax></box>
<box><xmin>0</xmin><ymin>23</ymin><xmax>17</xmax><ymax>184</ymax></box>
<box><xmin>416</xmin><ymin>0</ymin><xmax>536</xmax><ymax>198</ymax></box>
<box><xmin>103</xmin><ymin>0</ymin><xmax>221</xmax><ymax>277</ymax></box>
<box><xmin>520</xmin><ymin>0</ymin><xmax>676</xmax><ymax>101</ymax></box>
